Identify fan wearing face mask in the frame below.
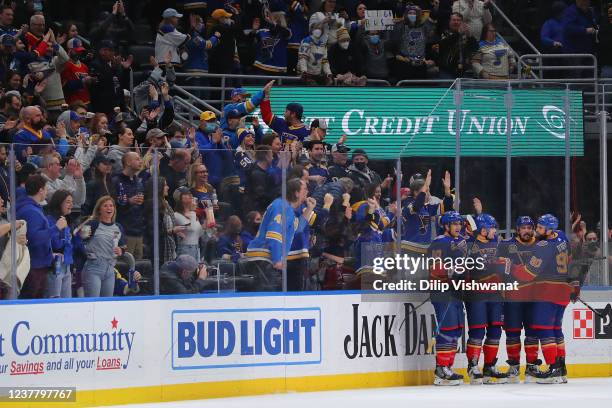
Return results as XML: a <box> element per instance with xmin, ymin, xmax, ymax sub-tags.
<box><xmin>328</xmin><ymin>26</ymin><xmax>366</xmax><ymax>86</ymax></box>
<box><xmin>389</xmin><ymin>5</ymin><xmax>438</xmax><ymax>80</ymax></box>
<box><xmin>297</xmin><ymin>12</ymin><xmax>333</xmax><ymax>85</ymax></box>
<box><xmin>359</xmin><ymin>30</ymin><xmax>390</xmax><ymax>80</ymax></box>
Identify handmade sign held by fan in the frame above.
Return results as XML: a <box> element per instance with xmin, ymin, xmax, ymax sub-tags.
<box><xmin>364</xmin><ymin>10</ymin><xmax>394</xmax><ymax>31</ymax></box>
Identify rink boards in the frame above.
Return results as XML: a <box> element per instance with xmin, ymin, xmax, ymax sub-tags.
<box><xmin>1</xmin><ymin>291</ymin><xmax>611</xmax><ymax>407</ymax></box>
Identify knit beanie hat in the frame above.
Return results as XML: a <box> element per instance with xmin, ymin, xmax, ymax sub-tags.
<box><xmin>337</xmin><ymin>27</ymin><xmax>350</xmax><ymax>42</ymax></box>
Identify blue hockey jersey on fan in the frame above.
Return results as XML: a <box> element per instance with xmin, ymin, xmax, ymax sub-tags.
<box><xmin>246</xmin><ymin>198</ymin><xmax>306</xmax><ymax>264</ymax></box>
<box><xmin>253</xmin><ymin>25</ymin><xmax>292</xmax><ymax>73</ymax></box>
<box><xmin>234</xmin><ymin>147</ymin><xmax>254</xmax><ymax>187</ymax></box>
<box><xmin>219</xmin><ymin>89</ymin><xmax>265</xmax><ymax>129</ymax></box>
<box><xmin>288</xmin><ymin>1</ymin><xmax>309</xmax><ymax>49</ymax></box>
<box><xmin>288</xmin><ymin>205</ymin><xmax>328</xmax><ymax>261</ymax></box>
<box><xmin>352</xmin><ymin>201</ymin><xmax>391</xmax><ymax>270</ymax></box>
<box><xmin>260</xmin><ymin>99</ymin><xmax>309</xmax><ymax>147</ymax></box>
<box><xmin>401</xmin><ymin>192</ymin><xmax>453</xmax><ymax>244</ymax></box>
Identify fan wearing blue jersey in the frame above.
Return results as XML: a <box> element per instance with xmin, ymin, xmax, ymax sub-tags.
<box><xmin>245</xmin><ymin>179</ymin><xmax>314</xmax><ymax>291</ymax></box>
<box><xmin>260</xmin><ymin>80</ymin><xmax>309</xmax><ymax>148</ymax></box>
<box><xmin>352</xmin><ymin>183</ymin><xmax>391</xmax><ymax>271</ymax></box>
<box><xmin>219</xmin><ymin>86</ymin><xmax>267</xmax><ymax>129</ymax></box>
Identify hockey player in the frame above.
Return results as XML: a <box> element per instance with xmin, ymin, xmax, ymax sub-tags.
<box><xmin>465</xmin><ymin>214</ymin><xmax>508</xmax><ymax>384</ymax></box>
<box><xmin>529</xmin><ymin>214</ymin><xmax>573</xmax><ymax>384</ymax></box>
<box><xmin>401</xmin><ymin>169</ymin><xmax>454</xmax><ymax>245</ymax></box>
<box><xmin>428</xmin><ymin>210</ymin><xmax>467</xmax><ymax>386</ymax></box>
<box><xmin>260</xmin><ymin>80</ymin><xmax>309</xmax><ymax>148</ymax></box>
<box><xmin>497</xmin><ymin>216</ymin><xmax>541</xmax><ymax>383</ymax></box>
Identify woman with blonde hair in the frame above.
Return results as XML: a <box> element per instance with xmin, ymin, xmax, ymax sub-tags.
<box><xmin>77</xmin><ymin>196</ymin><xmax>126</xmax><ymax>297</ymax></box>
<box><xmin>188</xmin><ymin>163</ymin><xmax>218</xmax><ymax>225</ymax></box>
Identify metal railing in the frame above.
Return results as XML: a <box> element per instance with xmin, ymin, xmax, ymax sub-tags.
<box><xmin>171</xmin><ymin>68</ymin><xmax>612</xmax><ymax>125</ymax></box>
<box><xmin>175</xmin><ymin>72</ymin><xmax>391</xmax><ymax>108</ymax></box>
<box><xmin>519</xmin><ymin>54</ymin><xmax>599</xmax><ymax>114</ymax></box>
<box><xmin>490</xmin><ymin>0</ymin><xmax>541</xmax><ymax>56</ymax></box>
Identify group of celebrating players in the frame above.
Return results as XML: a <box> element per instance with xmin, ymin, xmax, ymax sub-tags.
<box><xmin>383</xmin><ymin>170</ymin><xmax>579</xmax><ymax>386</ymax></box>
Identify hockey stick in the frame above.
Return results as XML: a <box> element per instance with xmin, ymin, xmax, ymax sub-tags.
<box><xmin>576</xmin><ymin>296</ymin><xmax>612</xmax><ymax>319</ymax></box>
<box><xmin>398</xmin><ymin>295</ymin><xmax>431</xmax><ymax>331</ymax></box>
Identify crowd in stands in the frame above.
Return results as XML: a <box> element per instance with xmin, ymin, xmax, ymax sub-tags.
<box><xmin>0</xmin><ymin>0</ymin><xmax>609</xmax><ymax>299</ymax></box>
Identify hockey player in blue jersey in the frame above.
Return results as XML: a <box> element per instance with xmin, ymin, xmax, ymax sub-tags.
<box><xmin>529</xmin><ymin>214</ymin><xmax>574</xmax><ymax>384</ymax></box>
<box><xmin>465</xmin><ymin>214</ymin><xmax>508</xmax><ymax>384</ymax></box>
<box><xmin>245</xmin><ymin>178</ymin><xmax>314</xmax><ymax>291</ymax></box>
<box><xmin>428</xmin><ymin>210</ymin><xmax>467</xmax><ymax>386</ymax></box>
<box><xmin>260</xmin><ymin>80</ymin><xmax>309</xmax><ymax>148</ymax></box>
<box><xmin>401</xmin><ymin>169</ymin><xmax>454</xmax><ymax>246</ymax></box>
<box><xmin>496</xmin><ymin>216</ymin><xmax>541</xmax><ymax>383</ymax></box>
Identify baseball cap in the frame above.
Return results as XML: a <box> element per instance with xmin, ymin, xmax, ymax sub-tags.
<box><xmin>211</xmin><ymin>8</ymin><xmax>232</xmax><ymax>20</ymax></box>
<box><xmin>162</xmin><ymin>8</ymin><xmax>183</xmax><ymax>18</ymax></box>
<box><xmin>352</xmin><ymin>148</ymin><xmax>368</xmax><ymax>159</ymax></box>
<box><xmin>200</xmin><ymin>111</ymin><xmax>217</xmax><ymax>121</ymax></box>
<box><xmin>285</xmin><ymin>103</ymin><xmax>303</xmax><ymax>119</ymax></box>
<box><xmin>69</xmin><ymin>111</ymin><xmax>84</xmax><ymax>121</ymax></box>
<box><xmin>175</xmin><ymin>254</ymin><xmax>198</xmax><ymax>273</ymax></box>
<box><xmin>146</xmin><ymin>128</ymin><xmax>168</xmax><ymax>140</ymax></box>
<box><xmin>172</xmin><ymin>186</ymin><xmax>192</xmax><ymax>205</ymax></box>
<box><xmin>331</xmin><ymin>143</ymin><xmax>350</xmax><ymax>153</ymax></box>
<box><xmin>231</xmin><ymin>87</ymin><xmax>251</xmax><ymax>98</ymax></box>
<box><xmin>66</xmin><ymin>38</ymin><xmax>86</xmax><ymax>53</ymax></box>
<box><xmin>226</xmin><ymin>109</ymin><xmax>242</xmax><ymax>120</ymax></box>
<box><xmin>0</xmin><ymin>34</ymin><xmax>15</xmax><ymax>47</ymax></box>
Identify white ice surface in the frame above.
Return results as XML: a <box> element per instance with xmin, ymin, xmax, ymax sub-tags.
<box><xmin>113</xmin><ymin>378</ymin><xmax>612</xmax><ymax>408</ymax></box>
